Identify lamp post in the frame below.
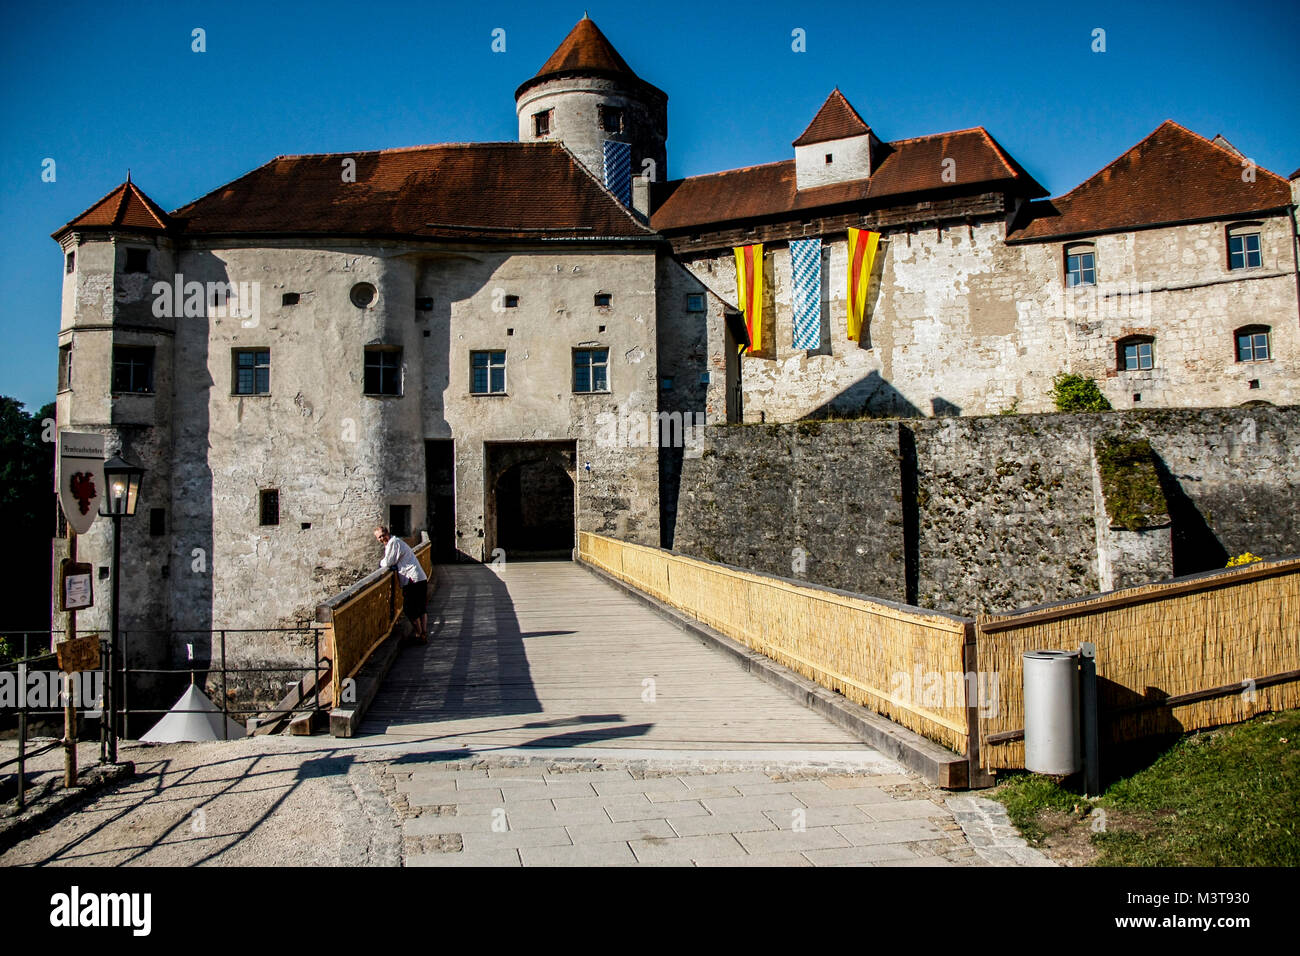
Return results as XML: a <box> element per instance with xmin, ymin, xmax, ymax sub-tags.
<box><xmin>100</xmin><ymin>455</ymin><xmax>144</xmax><ymax>764</ymax></box>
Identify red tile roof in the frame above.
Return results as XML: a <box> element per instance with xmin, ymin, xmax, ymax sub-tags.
<box><xmin>651</xmin><ymin>128</ymin><xmax>1045</xmax><ymax>232</ymax></box>
<box><xmin>168</xmin><ymin>142</ymin><xmax>655</xmax><ymax>242</ymax></box>
<box><xmin>515</xmin><ymin>16</ymin><xmax>665</xmax><ymax>102</ymax></box>
<box><xmin>52</xmin><ymin>177</ymin><xmax>171</xmax><ymax>239</ymax></box>
<box><xmin>1009</xmin><ymin>121</ymin><xmax>1293</xmax><ymax>242</ymax></box>
<box><xmin>792</xmin><ymin>90</ymin><xmax>870</xmax><ymax>147</ymax></box>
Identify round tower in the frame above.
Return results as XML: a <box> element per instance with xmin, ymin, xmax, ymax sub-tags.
<box><xmin>515</xmin><ymin>15</ymin><xmax>668</xmax><ymax>192</ymax></box>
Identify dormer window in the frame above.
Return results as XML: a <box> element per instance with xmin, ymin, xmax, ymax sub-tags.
<box><xmin>598</xmin><ymin>105</ymin><xmax>623</xmax><ymax>133</ymax></box>
<box><xmin>533</xmin><ymin>110</ymin><xmax>552</xmax><ymax>137</ymax></box>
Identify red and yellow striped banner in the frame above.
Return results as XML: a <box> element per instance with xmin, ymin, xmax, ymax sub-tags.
<box><xmin>847</xmin><ymin>227</ymin><xmax>881</xmax><ymax>342</ymax></box>
<box><xmin>733</xmin><ymin>243</ymin><xmax>764</xmax><ymax>353</ymax></box>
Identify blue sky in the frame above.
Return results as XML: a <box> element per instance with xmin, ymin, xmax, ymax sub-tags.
<box><xmin>2</xmin><ymin>0</ymin><xmax>1297</xmax><ymax>411</ymax></box>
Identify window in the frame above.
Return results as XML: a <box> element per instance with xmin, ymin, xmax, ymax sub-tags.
<box><xmin>1228</xmin><ymin>229</ymin><xmax>1262</xmax><ymax>270</ymax></box>
<box><xmin>825</xmin><ymin>153</ymin><xmax>833</xmax><ymax>164</ymax></box>
<box><xmin>149</xmin><ymin>508</ymin><xmax>166</xmax><ymax>537</ymax></box>
<box><xmin>660</xmin><ymin>377</ymin><xmax>674</xmax><ymax>391</ymax></box>
<box><xmin>471</xmin><ymin>350</ymin><xmax>506</xmax><ymax>394</ymax></box>
<box><xmin>503</xmin><ymin>294</ymin><xmax>519</xmax><ymax>309</ymax></box>
<box><xmin>686</xmin><ymin>293</ymin><xmax>705</xmax><ymax>313</ymax></box>
<box><xmin>594</xmin><ymin>293</ymin><xmax>612</xmax><ymax>308</ymax></box>
<box><xmin>233</xmin><ymin>349</ymin><xmax>270</xmax><ymax>395</ymax></box>
<box><xmin>1065</xmin><ymin>243</ymin><xmax>1096</xmax><ymax>287</ymax></box>
<box><xmin>282</xmin><ymin>292</ymin><xmax>300</xmax><ymax>306</ymax></box>
<box><xmin>65</xmin><ymin>251</ymin><xmax>75</xmax><ymax>274</ymax></box>
<box><xmin>573</xmin><ymin>348</ymin><xmax>609</xmax><ymax>393</ymax></box>
<box><xmin>1235</xmin><ymin>326</ymin><xmax>1271</xmax><ymax>362</ymax></box>
<box><xmin>389</xmin><ymin>504</ymin><xmax>411</xmax><ymax>538</ymax></box>
<box><xmin>350</xmin><ymin>282</ymin><xmax>377</xmax><ymax>308</ymax></box>
<box><xmin>58</xmin><ymin>344</ymin><xmax>72</xmax><ymax>391</ymax></box>
<box><xmin>598</xmin><ymin>106</ymin><xmax>623</xmax><ymax>133</ymax></box>
<box><xmin>112</xmin><ymin>346</ymin><xmax>154</xmax><ymax>394</ymax></box>
<box><xmin>533</xmin><ymin>110</ymin><xmax>552</xmax><ymax>136</ymax></box>
<box><xmin>259</xmin><ymin>489</ymin><xmax>279</xmax><ymax>526</ymax></box>
<box><xmin>364</xmin><ymin>347</ymin><xmax>402</xmax><ymax>395</ymax></box>
<box><xmin>1117</xmin><ymin>336</ymin><xmax>1154</xmax><ymax>371</ymax></box>
<box><xmin>124</xmin><ymin>248</ymin><xmax>149</xmax><ymax>274</ymax></box>
<box><xmin>416</xmin><ymin>297</ymin><xmax>434</xmax><ymax>312</ymax></box>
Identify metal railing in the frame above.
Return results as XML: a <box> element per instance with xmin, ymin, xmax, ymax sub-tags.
<box><xmin>1</xmin><ymin>627</ymin><xmax>328</xmax><ymax>810</ymax></box>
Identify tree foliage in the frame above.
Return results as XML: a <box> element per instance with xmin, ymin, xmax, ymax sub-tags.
<box><xmin>1051</xmin><ymin>373</ymin><xmax>1112</xmax><ymax>413</ymax></box>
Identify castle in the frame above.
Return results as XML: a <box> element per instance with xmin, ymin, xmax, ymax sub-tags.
<box><xmin>50</xmin><ymin>17</ymin><xmax>1299</xmax><ymax>690</ymax></box>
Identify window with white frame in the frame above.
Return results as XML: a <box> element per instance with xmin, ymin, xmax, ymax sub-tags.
<box><xmin>1065</xmin><ymin>243</ymin><xmax>1096</xmax><ymax>287</ymax></box>
<box><xmin>1117</xmin><ymin>335</ymin><xmax>1154</xmax><ymax>371</ymax></box>
<box><xmin>471</xmin><ymin>350</ymin><xmax>506</xmax><ymax>394</ymax></box>
<box><xmin>1235</xmin><ymin>326</ymin><xmax>1271</xmax><ymax>362</ymax></box>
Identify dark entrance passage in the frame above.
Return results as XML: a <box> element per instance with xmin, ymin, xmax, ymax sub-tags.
<box><xmin>425</xmin><ymin>440</ymin><xmax>457</xmax><ymax>562</ymax></box>
<box><xmin>486</xmin><ymin>441</ymin><xmax>576</xmax><ymax>561</ymax></box>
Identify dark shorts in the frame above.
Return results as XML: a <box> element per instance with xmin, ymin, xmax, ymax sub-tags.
<box><xmin>402</xmin><ymin>580</ymin><xmax>428</xmax><ymax>620</ymax></box>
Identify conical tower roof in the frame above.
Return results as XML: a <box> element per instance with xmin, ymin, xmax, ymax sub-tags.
<box><xmin>515</xmin><ymin>16</ymin><xmax>665</xmax><ymax>101</ymax></box>
<box><xmin>52</xmin><ymin>176</ymin><xmax>171</xmax><ymax>240</ymax></box>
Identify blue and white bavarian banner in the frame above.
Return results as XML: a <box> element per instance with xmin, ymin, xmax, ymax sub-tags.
<box><xmin>790</xmin><ymin>238</ymin><xmax>822</xmax><ymax>350</ymax></box>
<box><xmin>603</xmin><ymin>140</ymin><xmax>632</xmax><ymax>206</ymax></box>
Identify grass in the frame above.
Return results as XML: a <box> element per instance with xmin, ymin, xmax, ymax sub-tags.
<box><xmin>991</xmin><ymin>709</ymin><xmax>1300</xmax><ymax>866</ymax></box>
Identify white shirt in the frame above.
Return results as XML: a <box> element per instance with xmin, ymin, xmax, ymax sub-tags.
<box><xmin>380</xmin><ymin>535</ymin><xmax>427</xmax><ymax>584</ymax></box>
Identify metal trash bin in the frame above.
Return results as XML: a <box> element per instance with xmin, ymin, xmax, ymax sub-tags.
<box><xmin>1023</xmin><ymin>650</ymin><xmax>1081</xmax><ymax>775</ymax></box>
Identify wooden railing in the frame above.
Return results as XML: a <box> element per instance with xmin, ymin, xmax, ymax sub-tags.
<box><xmin>976</xmin><ymin>556</ymin><xmax>1300</xmax><ymax>769</ymax></box>
<box><xmin>316</xmin><ymin>541</ymin><xmax>433</xmax><ymax>706</ymax></box>
<box><xmin>579</xmin><ymin>532</ymin><xmax>974</xmax><ymax>754</ymax></box>
<box><xmin>581</xmin><ymin>534</ymin><xmax>1300</xmax><ymax>770</ymax></box>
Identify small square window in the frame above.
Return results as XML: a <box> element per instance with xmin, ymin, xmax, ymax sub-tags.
<box><xmin>1228</xmin><ymin>232</ymin><xmax>1262</xmax><ymax>270</ymax></box>
<box><xmin>824</xmin><ymin>153</ymin><xmax>833</xmax><ymax>164</ymax></box>
<box><xmin>1248</xmin><ymin>379</ymin><xmax>1260</xmax><ymax>389</ymax></box>
<box><xmin>533</xmin><ymin>110</ymin><xmax>552</xmax><ymax>136</ymax></box>
<box><xmin>282</xmin><ymin>292</ymin><xmax>300</xmax><ymax>306</ymax></box>
<box><xmin>660</xmin><ymin>377</ymin><xmax>674</xmax><ymax>391</ymax></box>
<box><xmin>259</xmin><ymin>489</ymin><xmax>279</xmax><ymax>527</ymax></box>
<box><xmin>364</xmin><ymin>347</ymin><xmax>402</xmax><ymax>396</ymax></box>
<box><xmin>124</xmin><ymin>248</ymin><xmax>149</xmax><ymax>274</ymax></box>
<box><xmin>686</xmin><ymin>293</ymin><xmax>706</xmax><ymax>313</ymax></box>
<box><xmin>573</xmin><ymin>348</ymin><xmax>609</xmax><ymax>393</ymax></box>
<box><xmin>471</xmin><ymin>350</ymin><xmax>506</xmax><ymax>394</ymax></box>
<box><xmin>503</xmin><ymin>295</ymin><xmax>519</xmax><ymax>309</ymax></box>
<box><xmin>65</xmin><ymin>251</ymin><xmax>75</xmax><ymax>274</ymax></box>
<box><xmin>1118</xmin><ymin>338</ymin><xmax>1154</xmax><ymax>371</ymax></box>
<box><xmin>416</xmin><ymin>297</ymin><xmax>434</xmax><ymax>311</ymax></box>
<box><xmin>389</xmin><ymin>504</ymin><xmax>412</xmax><ymax>538</ymax></box>
<box><xmin>594</xmin><ymin>293</ymin><xmax>612</xmax><ymax>308</ymax></box>
<box><xmin>599</xmin><ymin>106</ymin><xmax>623</xmax><ymax>133</ymax></box>
<box><xmin>233</xmin><ymin>349</ymin><xmax>270</xmax><ymax>395</ymax></box>
<box><xmin>112</xmin><ymin>346</ymin><xmax>154</xmax><ymax>394</ymax></box>
<box><xmin>149</xmin><ymin>507</ymin><xmax>166</xmax><ymax>537</ymax></box>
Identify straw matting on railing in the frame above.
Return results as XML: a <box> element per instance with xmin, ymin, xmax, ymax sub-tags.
<box><xmin>976</xmin><ymin>557</ymin><xmax>1300</xmax><ymax>770</ymax></box>
<box><xmin>326</xmin><ymin>542</ymin><xmax>433</xmax><ymax>705</ymax></box>
<box><xmin>579</xmin><ymin>532</ymin><xmax>972</xmax><ymax>753</ymax></box>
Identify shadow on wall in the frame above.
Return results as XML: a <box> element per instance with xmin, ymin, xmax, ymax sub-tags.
<box><xmin>1151</xmin><ymin>453</ymin><xmax>1229</xmax><ymax>575</ymax></box>
<box><xmin>801</xmin><ymin>370</ymin><xmax>956</xmax><ymax>421</ymax></box>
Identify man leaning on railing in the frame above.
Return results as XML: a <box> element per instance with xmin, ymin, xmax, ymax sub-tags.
<box><xmin>373</xmin><ymin>526</ymin><xmax>429</xmax><ymax>643</ymax></box>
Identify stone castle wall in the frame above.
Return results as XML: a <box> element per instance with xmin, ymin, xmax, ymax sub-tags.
<box><xmin>672</xmin><ymin>406</ymin><xmax>1300</xmax><ymax>615</ymax></box>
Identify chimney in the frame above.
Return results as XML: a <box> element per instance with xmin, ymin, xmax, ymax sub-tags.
<box><xmin>631</xmin><ymin>174</ymin><xmax>651</xmax><ymax>222</ymax></box>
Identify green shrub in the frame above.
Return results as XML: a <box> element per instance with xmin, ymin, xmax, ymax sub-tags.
<box><xmin>1051</xmin><ymin>373</ymin><xmax>1111</xmax><ymax>412</ymax></box>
